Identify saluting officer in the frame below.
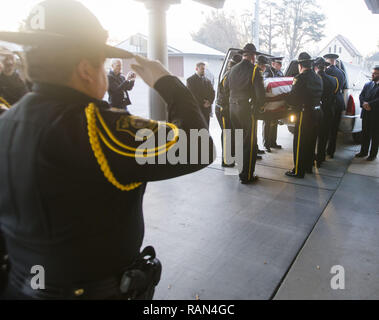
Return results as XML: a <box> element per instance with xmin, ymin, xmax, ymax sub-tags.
<box><xmin>285</xmin><ymin>52</ymin><xmax>323</xmax><ymax>178</ymax></box>
<box><xmin>323</xmin><ymin>53</ymin><xmax>347</xmax><ymax>158</ymax></box>
<box><xmin>215</xmin><ymin>53</ymin><xmax>242</xmax><ymax>167</ymax></box>
<box><xmin>314</xmin><ymin>57</ymin><xmax>339</xmax><ymax>168</ymax></box>
<box><xmin>262</xmin><ymin>57</ymin><xmax>284</xmax><ymax>153</ymax></box>
<box><xmin>225</xmin><ymin>43</ymin><xmax>266</xmax><ymax>184</ymax></box>
<box><xmin>0</xmin><ymin>0</ymin><xmax>214</xmax><ymax>300</ymax></box>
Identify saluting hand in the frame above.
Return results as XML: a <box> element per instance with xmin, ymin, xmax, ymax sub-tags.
<box><xmin>131</xmin><ymin>55</ymin><xmax>171</xmax><ymax>88</ymax></box>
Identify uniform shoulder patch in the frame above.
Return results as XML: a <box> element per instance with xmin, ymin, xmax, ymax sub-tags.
<box><xmin>85</xmin><ymin>103</ymin><xmax>179</xmax><ymax>158</ymax></box>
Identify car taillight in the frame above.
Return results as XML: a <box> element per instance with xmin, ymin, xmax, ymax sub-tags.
<box><xmin>346</xmin><ymin>95</ymin><xmax>355</xmax><ymax>116</ymax></box>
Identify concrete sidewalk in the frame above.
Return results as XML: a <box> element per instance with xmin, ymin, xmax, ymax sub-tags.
<box><xmin>138</xmin><ymin>116</ymin><xmax>378</xmax><ymax>300</ymax></box>
<box><xmin>126</xmin><ymin>85</ymin><xmax>378</xmax><ymax>299</ymax></box>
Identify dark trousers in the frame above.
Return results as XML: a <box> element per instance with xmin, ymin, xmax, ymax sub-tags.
<box><xmin>292</xmin><ymin>109</ymin><xmax>321</xmax><ymax>175</ymax></box>
<box><xmin>327</xmin><ymin>101</ymin><xmax>343</xmax><ymax>157</ymax></box>
<box><xmin>316</xmin><ymin>109</ymin><xmax>331</xmax><ymax>163</ymax></box>
<box><xmin>230</xmin><ymin>99</ymin><xmax>258</xmax><ymax>181</ymax></box>
<box><xmin>360</xmin><ymin>112</ymin><xmax>379</xmax><ymax>158</ymax></box>
<box><xmin>201</xmin><ymin>108</ymin><xmax>210</xmax><ymax>129</ymax></box>
<box><xmin>215</xmin><ymin>105</ymin><xmax>235</xmax><ymax>165</ymax></box>
<box><xmin>262</xmin><ymin>120</ymin><xmax>278</xmax><ymax>148</ymax></box>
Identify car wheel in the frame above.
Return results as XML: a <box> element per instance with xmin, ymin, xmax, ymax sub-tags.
<box><xmin>287</xmin><ymin>126</ymin><xmax>295</xmax><ymax>134</ymax></box>
<box><xmin>352</xmin><ymin>132</ymin><xmax>362</xmax><ymax>144</ymax></box>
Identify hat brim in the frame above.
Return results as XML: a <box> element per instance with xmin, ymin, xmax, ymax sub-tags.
<box><xmin>323</xmin><ymin>54</ymin><xmax>339</xmax><ymax>60</ymax></box>
<box><xmin>242</xmin><ymin>50</ymin><xmax>263</xmax><ymax>56</ymax></box>
<box><xmin>0</xmin><ymin>31</ymin><xmax>134</xmax><ymax>59</ymax></box>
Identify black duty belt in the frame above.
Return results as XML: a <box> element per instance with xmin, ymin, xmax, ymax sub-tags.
<box><xmin>7</xmin><ymin>246</ymin><xmax>161</xmax><ymax>300</ymax></box>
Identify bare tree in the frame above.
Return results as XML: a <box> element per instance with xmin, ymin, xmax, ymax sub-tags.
<box><xmin>259</xmin><ymin>0</ymin><xmax>281</xmax><ymax>55</ymax></box>
<box><xmin>276</xmin><ymin>0</ymin><xmax>326</xmax><ymax>60</ymax></box>
<box><xmin>191</xmin><ymin>11</ymin><xmax>241</xmax><ymax>53</ymax></box>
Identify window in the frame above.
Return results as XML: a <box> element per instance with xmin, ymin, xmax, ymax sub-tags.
<box><xmin>339</xmin><ymin>47</ymin><xmax>342</xmax><ymax>53</ymax></box>
<box><xmin>329</xmin><ymin>47</ymin><xmax>331</xmax><ymax>53</ymax></box>
<box><xmin>334</xmin><ymin>45</ymin><xmax>336</xmax><ymax>53</ymax></box>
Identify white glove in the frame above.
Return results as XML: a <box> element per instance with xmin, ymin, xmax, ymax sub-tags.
<box><xmin>130</xmin><ymin>55</ymin><xmax>171</xmax><ymax>88</ymax></box>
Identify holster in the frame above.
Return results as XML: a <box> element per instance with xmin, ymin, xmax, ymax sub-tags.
<box><xmin>119</xmin><ymin>246</ymin><xmax>162</xmax><ymax>300</ymax></box>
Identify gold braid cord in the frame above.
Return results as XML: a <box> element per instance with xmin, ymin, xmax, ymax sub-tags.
<box><xmin>0</xmin><ymin>96</ymin><xmax>11</xmax><ymax>109</ymax></box>
<box><xmin>85</xmin><ymin>103</ymin><xmax>179</xmax><ymax>191</ymax></box>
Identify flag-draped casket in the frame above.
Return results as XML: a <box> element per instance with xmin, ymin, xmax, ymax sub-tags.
<box><xmin>255</xmin><ymin>77</ymin><xmax>294</xmax><ymax>120</ymax></box>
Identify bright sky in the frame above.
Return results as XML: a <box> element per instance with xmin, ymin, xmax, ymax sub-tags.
<box><xmin>0</xmin><ymin>0</ymin><xmax>378</xmax><ymax>56</ymax></box>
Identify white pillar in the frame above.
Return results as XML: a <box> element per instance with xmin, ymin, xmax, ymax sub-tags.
<box><xmin>144</xmin><ymin>0</ymin><xmax>170</xmax><ymax>121</ymax></box>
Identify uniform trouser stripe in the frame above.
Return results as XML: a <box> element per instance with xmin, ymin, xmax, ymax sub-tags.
<box><xmin>222</xmin><ymin>116</ymin><xmax>227</xmax><ymax>164</ymax></box>
<box><xmin>248</xmin><ymin>114</ymin><xmax>255</xmax><ymax>180</ymax></box>
<box><xmin>295</xmin><ymin>111</ymin><xmax>304</xmax><ymax>175</ymax></box>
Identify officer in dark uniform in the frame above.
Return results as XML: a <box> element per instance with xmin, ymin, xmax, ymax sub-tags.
<box><xmin>314</xmin><ymin>57</ymin><xmax>339</xmax><ymax>167</ymax></box>
<box><xmin>257</xmin><ymin>55</ymin><xmax>270</xmax><ymax>75</ymax></box>
<box><xmin>323</xmin><ymin>53</ymin><xmax>347</xmax><ymax>158</ymax></box>
<box><xmin>225</xmin><ymin>43</ymin><xmax>266</xmax><ymax>184</ymax></box>
<box><xmin>285</xmin><ymin>52</ymin><xmax>323</xmax><ymax>178</ymax></box>
<box><xmin>0</xmin><ymin>0</ymin><xmax>214</xmax><ymax>300</ymax></box>
<box><xmin>215</xmin><ymin>53</ymin><xmax>242</xmax><ymax>167</ymax></box>
<box><xmin>262</xmin><ymin>57</ymin><xmax>284</xmax><ymax>152</ymax></box>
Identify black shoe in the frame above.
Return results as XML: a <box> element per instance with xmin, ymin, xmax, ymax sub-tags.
<box><xmin>265</xmin><ymin>147</ymin><xmax>272</xmax><ymax>153</ymax></box>
<box><xmin>240</xmin><ymin>174</ymin><xmax>258</xmax><ymax>184</ymax></box>
<box><xmin>305</xmin><ymin>168</ymin><xmax>313</xmax><ymax>174</ymax></box>
<box><xmin>257</xmin><ymin>149</ymin><xmax>265</xmax><ymax>155</ymax></box>
<box><xmin>222</xmin><ymin>162</ymin><xmax>236</xmax><ymax>168</ymax></box>
<box><xmin>271</xmin><ymin>144</ymin><xmax>282</xmax><ymax>149</ymax></box>
<box><xmin>316</xmin><ymin>161</ymin><xmax>322</xmax><ymax>168</ymax></box>
<box><xmin>355</xmin><ymin>152</ymin><xmax>368</xmax><ymax>158</ymax></box>
<box><xmin>257</xmin><ymin>155</ymin><xmax>262</xmax><ymax>160</ymax></box>
<box><xmin>367</xmin><ymin>156</ymin><xmax>376</xmax><ymax>161</ymax></box>
<box><xmin>328</xmin><ymin>154</ymin><xmax>334</xmax><ymax>159</ymax></box>
<box><xmin>285</xmin><ymin>170</ymin><xmax>304</xmax><ymax>178</ymax></box>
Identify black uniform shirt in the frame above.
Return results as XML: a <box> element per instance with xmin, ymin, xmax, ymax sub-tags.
<box><xmin>286</xmin><ymin>69</ymin><xmax>323</xmax><ymax>110</ymax></box>
<box><xmin>318</xmin><ymin>70</ymin><xmax>338</xmax><ymax>113</ymax></box>
<box><xmin>0</xmin><ymin>72</ymin><xmax>29</xmax><ymax>105</ymax></box>
<box><xmin>325</xmin><ymin>65</ymin><xmax>347</xmax><ymax>93</ymax></box>
<box><xmin>0</xmin><ymin>76</ymin><xmax>214</xmax><ymax>285</ymax></box>
<box><xmin>226</xmin><ymin>59</ymin><xmax>266</xmax><ymax>110</ymax></box>
<box><xmin>216</xmin><ymin>70</ymin><xmax>231</xmax><ymax>108</ymax></box>
<box><xmin>264</xmin><ymin>66</ymin><xmax>284</xmax><ymax>78</ymax></box>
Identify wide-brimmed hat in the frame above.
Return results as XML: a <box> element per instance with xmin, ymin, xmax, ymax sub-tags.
<box><xmin>296</xmin><ymin>52</ymin><xmax>313</xmax><ymax>63</ymax></box>
<box><xmin>323</xmin><ymin>53</ymin><xmax>339</xmax><ymax>60</ymax></box>
<box><xmin>257</xmin><ymin>55</ymin><xmax>270</xmax><ymax>65</ymax></box>
<box><xmin>0</xmin><ymin>0</ymin><xmax>133</xmax><ymax>59</ymax></box>
<box><xmin>314</xmin><ymin>57</ymin><xmax>330</xmax><ymax>68</ymax></box>
<box><xmin>228</xmin><ymin>53</ymin><xmax>242</xmax><ymax>65</ymax></box>
<box><xmin>242</xmin><ymin>43</ymin><xmax>262</xmax><ymax>56</ymax></box>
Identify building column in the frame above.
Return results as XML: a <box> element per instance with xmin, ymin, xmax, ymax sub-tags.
<box><xmin>143</xmin><ymin>0</ymin><xmax>171</xmax><ymax>121</ymax></box>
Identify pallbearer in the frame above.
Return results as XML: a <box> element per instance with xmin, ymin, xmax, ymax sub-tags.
<box><xmin>225</xmin><ymin>43</ymin><xmax>266</xmax><ymax>184</ymax></box>
<box><xmin>215</xmin><ymin>53</ymin><xmax>242</xmax><ymax>167</ymax></box>
<box><xmin>285</xmin><ymin>52</ymin><xmax>323</xmax><ymax>178</ymax></box>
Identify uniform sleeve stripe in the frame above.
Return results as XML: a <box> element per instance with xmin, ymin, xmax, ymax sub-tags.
<box><xmin>332</xmin><ymin>76</ymin><xmax>339</xmax><ymax>94</ymax></box>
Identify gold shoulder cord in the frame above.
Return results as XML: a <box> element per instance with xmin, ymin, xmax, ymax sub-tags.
<box><xmin>0</xmin><ymin>96</ymin><xmax>11</xmax><ymax>109</ymax></box>
<box><xmin>85</xmin><ymin>103</ymin><xmax>179</xmax><ymax>191</ymax></box>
